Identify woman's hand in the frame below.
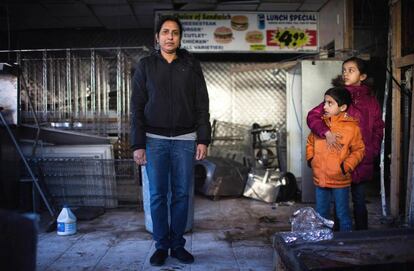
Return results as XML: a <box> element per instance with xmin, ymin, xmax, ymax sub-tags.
<box><xmin>195</xmin><ymin>144</ymin><xmax>207</xmax><ymax>160</ymax></box>
<box><xmin>133</xmin><ymin>149</ymin><xmax>147</xmax><ymax>165</ymax></box>
<box><xmin>325</xmin><ymin>131</ymin><xmax>342</xmax><ymax>151</ymax></box>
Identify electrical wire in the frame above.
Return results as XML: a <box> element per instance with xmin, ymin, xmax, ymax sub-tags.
<box><xmin>289</xmin><ymin>65</ymin><xmax>302</xmax><ymax>132</ymax></box>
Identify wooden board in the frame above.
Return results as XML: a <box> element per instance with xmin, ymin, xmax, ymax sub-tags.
<box><xmin>273</xmin><ymin>229</ymin><xmax>414</xmax><ymax>271</ymax></box>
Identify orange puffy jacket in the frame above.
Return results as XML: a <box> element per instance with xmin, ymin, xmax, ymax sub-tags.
<box><xmin>306</xmin><ymin>112</ymin><xmax>365</xmax><ymax>188</ymax></box>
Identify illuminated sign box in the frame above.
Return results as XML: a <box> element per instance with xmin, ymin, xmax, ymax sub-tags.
<box><xmin>155</xmin><ymin>11</ymin><xmax>318</xmax><ymax>53</ymax></box>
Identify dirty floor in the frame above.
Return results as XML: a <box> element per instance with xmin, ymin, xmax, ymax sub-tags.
<box><xmin>37</xmin><ymin>194</ymin><xmax>390</xmax><ymax>271</ymax></box>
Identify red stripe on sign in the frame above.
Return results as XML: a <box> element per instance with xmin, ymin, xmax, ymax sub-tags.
<box><xmin>306</xmin><ymin>30</ymin><xmax>317</xmax><ymax>46</ymax></box>
<box><xmin>266</xmin><ymin>30</ymin><xmax>278</xmax><ymax>46</ymax></box>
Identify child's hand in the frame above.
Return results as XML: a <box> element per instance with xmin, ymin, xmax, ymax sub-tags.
<box><xmin>325</xmin><ymin>131</ymin><xmax>342</xmax><ymax>151</ymax></box>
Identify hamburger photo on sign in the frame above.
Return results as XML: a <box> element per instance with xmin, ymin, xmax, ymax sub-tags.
<box><xmin>231</xmin><ymin>15</ymin><xmax>248</xmax><ymax>31</ymax></box>
<box><xmin>213</xmin><ymin>26</ymin><xmax>233</xmax><ymax>44</ymax></box>
<box><xmin>245</xmin><ymin>30</ymin><xmax>264</xmax><ymax>43</ymax></box>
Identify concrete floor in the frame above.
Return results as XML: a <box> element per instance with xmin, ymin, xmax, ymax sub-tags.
<box><xmin>36</xmin><ymin>194</ymin><xmax>389</xmax><ymax>271</ymax></box>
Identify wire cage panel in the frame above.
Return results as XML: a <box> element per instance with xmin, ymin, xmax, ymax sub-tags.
<box><xmin>23</xmin><ymin>158</ymin><xmax>141</xmax><ymax>209</ymax></box>
<box><xmin>8</xmin><ymin>48</ymin><xmax>149</xmax><ymax>159</ymax></box>
<box><xmin>202</xmin><ymin>62</ymin><xmax>286</xmax><ymax>129</ymax></box>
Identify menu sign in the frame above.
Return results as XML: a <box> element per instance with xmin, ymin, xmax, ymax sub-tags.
<box><xmin>155</xmin><ymin>11</ymin><xmax>318</xmax><ymax>53</ymax></box>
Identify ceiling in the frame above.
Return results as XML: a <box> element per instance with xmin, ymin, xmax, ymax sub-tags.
<box><xmin>1</xmin><ymin>0</ymin><xmax>329</xmax><ymax>31</ymax></box>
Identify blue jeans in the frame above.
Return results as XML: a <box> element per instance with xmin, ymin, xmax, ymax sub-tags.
<box><xmin>315</xmin><ymin>186</ymin><xmax>352</xmax><ymax>232</ymax></box>
<box><xmin>145</xmin><ymin>137</ymin><xmax>195</xmax><ymax>250</ymax></box>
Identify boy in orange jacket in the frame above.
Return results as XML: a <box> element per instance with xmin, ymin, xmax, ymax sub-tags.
<box><xmin>306</xmin><ymin>86</ymin><xmax>365</xmax><ymax>231</ymax></box>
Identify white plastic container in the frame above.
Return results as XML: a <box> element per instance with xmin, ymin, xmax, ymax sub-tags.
<box><xmin>57</xmin><ymin>205</ymin><xmax>77</xmax><ymax>236</ymax></box>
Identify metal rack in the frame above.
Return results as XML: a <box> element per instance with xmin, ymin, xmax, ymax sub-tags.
<box><xmin>22</xmin><ymin>158</ymin><xmax>142</xmax><ymax>209</ymax></box>
<box><xmin>1</xmin><ymin>47</ymin><xmax>148</xmax><ymax>159</ymax></box>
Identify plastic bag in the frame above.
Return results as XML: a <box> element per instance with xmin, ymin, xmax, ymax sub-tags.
<box><xmin>281</xmin><ymin>207</ymin><xmax>334</xmax><ymax>243</ymax></box>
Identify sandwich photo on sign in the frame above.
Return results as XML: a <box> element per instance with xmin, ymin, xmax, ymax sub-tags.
<box><xmin>231</xmin><ymin>15</ymin><xmax>248</xmax><ymax>31</ymax></box>
<box><xmin>213</xmin><ymin>26</ymin><xmax>233</xmax><ymax>44</ymax></box>
<box><xmin>245</xmin><ymin>30</ymin><xmax>264</xmax><ymax>43</ymax></box>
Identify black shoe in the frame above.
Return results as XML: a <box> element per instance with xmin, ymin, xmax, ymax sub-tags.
<box><xmin>150</xmin><ymin>249</ymin><xmax>168</xmax><ymax>266</ymax></box>
<box><xmin>170</xmin><ymin>247</ymin><xmax>194</xmax><ymax>264</ymax></box>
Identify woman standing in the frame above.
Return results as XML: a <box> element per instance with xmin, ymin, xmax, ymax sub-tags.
<box><xmin>130</xmin><ymin>16</ymin><xmax>211</xmax><ymax>266</ymax></box>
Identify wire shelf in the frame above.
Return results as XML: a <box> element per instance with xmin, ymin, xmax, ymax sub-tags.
<box><xmin>22</xmin><ymin>158</ymin><xmax>142</xmax><ymax>209</ymax></box>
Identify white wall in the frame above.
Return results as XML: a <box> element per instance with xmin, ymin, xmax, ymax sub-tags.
<box><xmin>286</xmin><ymin>60</ymin><xmax>343</xmax><ymax>202</ymax></box>
<box><xmin>286</xmin><ymin>66</ymin><xmax>302</xmax><ymax>179</ymax></box>
<box><xmin>319</xmin><ymin>0</ymin><xmax>346</xmax><ymax>50</ymax></box>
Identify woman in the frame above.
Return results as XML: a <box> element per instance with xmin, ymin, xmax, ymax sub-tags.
<box><xmin>130</xmin><ymin>15</ymin><xmax>211</xmax><ymax>266</ymax></box>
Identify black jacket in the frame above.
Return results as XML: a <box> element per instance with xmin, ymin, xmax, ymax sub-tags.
<box><xmin>130</xmin><ymin>49</ymin><xmax>211</xmax><ymax>150</ymax></box>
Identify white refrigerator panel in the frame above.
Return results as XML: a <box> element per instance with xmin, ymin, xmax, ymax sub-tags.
<box><xmin>286</xmin><ymin>60</ymin><xmax>343</xmax><ymax>203</ymax></box>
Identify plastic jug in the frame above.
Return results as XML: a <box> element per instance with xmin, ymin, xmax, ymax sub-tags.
<box><xmin>57</xmin><ymin>205</ymin><xmax>77</xmax><ymax>235</ymax></box>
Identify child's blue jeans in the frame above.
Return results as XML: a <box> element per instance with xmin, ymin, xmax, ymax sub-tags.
<box><xmin>315</xmin><ymin>186</ymin><xmax>352</xmax><ymax>232</ymax></box>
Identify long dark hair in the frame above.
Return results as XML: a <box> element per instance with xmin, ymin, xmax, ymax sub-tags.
<box><xmin>155</xmin><ymin>15</ymin><xmax>183</xmax><ymax>47</ymax></box>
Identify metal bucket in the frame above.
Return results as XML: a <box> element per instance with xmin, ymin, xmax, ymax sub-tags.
<box><xmin>243</xmin><ymin>168</ymin><xmax>286</xmax><ymax>203</ymax></box>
